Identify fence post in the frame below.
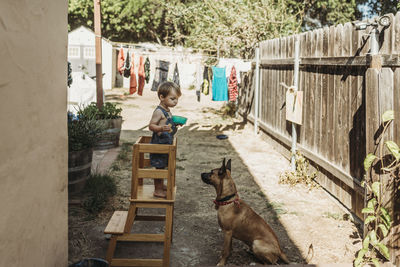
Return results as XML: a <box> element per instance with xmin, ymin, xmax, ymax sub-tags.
<box><xmin>365</xmin><ymin>28</ymin><xmax>399</xmax><ymax>265</ymax></box>
<box><xmin>254</xmin><ymin>46</ymin><xmax>260</xmax><ymax>135</ymax></box>
<box><xmin>291</xmin><ymin>37</ymin><xmax>300</xmax><ymax>171</ymax></box>
<box><xmin>94</xmin><ymin>0</ymin><xmax>103</xmax><ymax>108</ymax></box>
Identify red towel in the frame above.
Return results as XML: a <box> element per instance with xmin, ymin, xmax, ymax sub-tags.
<box><xmin>117</xmin><ymin>48</ymin><xmax>125</xmax><ymax>75</ymax></box>
<box><xmin>129</xmin><ymin>53</ymin><xmax>137</xmax><ymax>95</ymax></box>
<box><xmin>228</xmin><ymin>66</ymin><xmax>238</xmax><ymax>102</ymax></box>
<box><xmin>138</xmin><ymin>56</ymin><xmax>145</xmax><ymax>96</ymax></box>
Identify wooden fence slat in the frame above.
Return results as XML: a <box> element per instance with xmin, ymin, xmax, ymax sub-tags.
<box><xmin>328</xmin><ymin>26</ymin><xmax>335</xmax><ymax>57</ymax></box>
<box><xmin>380</xmin><ymin>13</ymin><xmax>395</xmax><ymax>55</ymax></box>
<box><xmin>342</xmin><ymin>23</ymin><xmax>352</xmax><ymax>172</ymax></box>
<box><xmin>266</xmin><ymin>68</ymin><xmax>271</xmax><ymax>126</ymax></box>
<box><xmin>308</xmin><ymin>31</ymin><xmax>316</xmax><ymax>151</ymax></box>
<box><xmin>394</xmin><ymin>12</ymin><xmax>400</xmax><ymax>54</ymax></box>
<box><xmin>392</xmin><ymin>65</ymin><xmax>400</xmax><ymax>264</ymax></box>
<box><xmin>379</xmin><ymin>68</ymin><xmax>394</xmax><ymax>138</ymax></box>
<box><xmin>394</xmin><ymin>68</ymin><xmax>400</xmax><ymax>144</ymax></box>
<box><xmin>313</xmin><ymin>29</ymin><xmax>323</xmax><ymax>153</ymax></box>
<box><xmin>358</xmin><ymin>23</ymin><xmax>369</xmax><ymax>56</ymax></box>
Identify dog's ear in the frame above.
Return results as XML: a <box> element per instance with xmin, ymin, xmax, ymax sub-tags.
<box><xmin>226</xmin><ymin>159</ymin><xmax>231</xmax><ymax>172</ymax></box>
<box><xmin>219</xmin><ymin>158</ymin><xmax>226</xmax><ymax>176</ymax></box>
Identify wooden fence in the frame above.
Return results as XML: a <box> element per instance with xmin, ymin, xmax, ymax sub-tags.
<box><xmin>238</xmin><ymin>12</ymin><xmax>400</xmax><ymax>264</ymax></box>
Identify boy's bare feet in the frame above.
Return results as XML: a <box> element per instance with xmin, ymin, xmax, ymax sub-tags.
<box><xmin>154</xmin><ymin>179</ymin><xmax>167</xmax><ymax>198</ymax></box>
<box><xmin>153</xmin><ymin>190</ymin><xmax>167</xmax><ymax>198</ymax></box>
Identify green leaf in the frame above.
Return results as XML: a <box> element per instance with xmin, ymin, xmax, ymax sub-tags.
<box><xmin>380</xmin><ymin>207</ymin><xmax>392</xmax><ymax>227</ymax></box>
<box><xmin>385</xmin><ymin>141</ymin><xmax>400</xmax><ymax>161</ymax></box>
<box><xmin>369</xmin><ymin>230</ymin><xmax>378</xmax><ymax>245</ymax></box>
<box><xmin>367</xmin><ymin>198</ymin><xmax>377</xmax><ymax>209</ymax></box>
<box><xmin>382</xmin><ymin>110</ymin><xmax>394</xmax><ymax>122</ymax></box>
<box><xmin>364</xmin><ymin>154</ymin><xmax>377</xmax><ymax>172</ymax></box>
<box><xmin>372</xmin><ymin>182</ymin><xmax>381</xmax><ymax>200</ymax></box>
<box><xmin>354</xmin><ymin>248</ymin><xmax>368</xmax><ymax>266</ymax></box>
<box><xmin>378</xmin><ymin>223</ymin><xmax>389</xmax><ymax>237</ymax></box>
<box><xmin>362</xmin><ymin>235</ymin><xmax>370</xmax><ymax>249</ymax></box>
<box><xmin>376</xmin><ymin>243</ymin><xmax>390</xmax><ymax>260</ymax></box>
<box><xmin>381</xmin><ymin>214</ymin><xmax>391</xmax><ymax>229</ymax></box>
<box><xmin>365</xmin><ymin>215</ymin><xmax>376</xmax><ymax>225</ymax></box>
<box><xmin>371</xmin><ymin>258</ymin><xmax>380</xmax><ymax>267</ymax></box>
<box><xmin>362</xmin><ymin>207</ymin><xmax>374</xmax><ymax>214</ymax></box>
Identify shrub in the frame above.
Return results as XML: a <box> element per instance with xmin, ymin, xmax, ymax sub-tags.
<box><xmin>83</xmin><ymin>173</ymin><xmax>117</xmax><ymax>214</ymax></box>
<box><xmin>67</xmin><ymin>111</ymin><xmax>105</xmax><ymax>151</ymax></box>
<box><xmin>79</xmin><ymin>102</ymin><xmax>122</xmax><ymax>120</ymax></box>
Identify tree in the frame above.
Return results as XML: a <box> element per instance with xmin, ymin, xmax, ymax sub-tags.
<box><xmin>68</xmin><ymin>0</ymin><xmax>169</xmax><ymax>42</ymax></box>
<box><xmin>355</xmin><ymin>0</ymin><xmax>399</xmax><ymax>18</ymax></box>
<box><xmin>164</xmin><ymin>0</ymin><xmax>303</xmax><ymax>59</ymax></box>
<box><xmin>287</xmin><ymin>0</ymin><xmax>358</xmax><ymax>30</ymax></box>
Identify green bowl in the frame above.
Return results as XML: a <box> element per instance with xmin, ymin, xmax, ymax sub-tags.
<box><xmin>172</xmin><ymin>115</ymin><xmax>188</xmax><ymax>125</ymax></box>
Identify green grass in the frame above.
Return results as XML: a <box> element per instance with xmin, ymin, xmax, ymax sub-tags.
<box><xmin>82</xmin><ymin>173</ymin><xmax>117</xmax><ymax>214</ymax></box>
<box><xmin>266</xmin><ymin>201</ymin><xmax>287</xmax><ymax>215</ymax></box>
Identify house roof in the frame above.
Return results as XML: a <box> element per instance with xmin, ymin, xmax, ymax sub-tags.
<box><xmin>68</xmin><ymin>26</ymin><xmax>111</xmax><ymax>46</ymax></box>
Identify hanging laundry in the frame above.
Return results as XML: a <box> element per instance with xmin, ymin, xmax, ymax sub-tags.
<box><xmin>151</xmin><ymin>60</ymin><xmax>170</xmax><ymax>91</ymax></box>
<box><xmin>144</xmin><ymin>57</ymin><xmax>150</xmax><ymax>84</ymax></box>
<box><xmin>124</xmin><ymin>51</ymin><xmax>131</xmax><ymax>78</ymax></box>
<box><xmin>129</xmin><ymin>52</ymin><xmax>137</xmax><ymax>95</ymax></box>
<box><xmin>212</xmin><ymin>66</ymin><xmax>228</xmax><ymax>101</ymax></box>
<box><xmin>202</xmin><ymin>66</ymin><xmax>209</xmax><ymax>95</ymax></box>
<box><xmin>117</xmin><ymin>48</ymin><xmax>125</xmax><ymax>75</ymax></box>
<box><xmin>173</xmin><ymin>63</ymin><xmax>180</xmax><ymax>86</ymax></box>
<box><xmin>228</xmin><ymin>66</ymin><xmax>238</xmax><ymax>102</ymax></box>
<box><xmin>138</xmin><ymin>56</ymin><xmax>145</xmax><ymax>96</ymax></box>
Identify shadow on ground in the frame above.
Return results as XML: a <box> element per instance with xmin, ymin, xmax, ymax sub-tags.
<box><xmin>69</xmin><ymin>121</ymin><xmax>308</xmax><ymax>266</ymax></box>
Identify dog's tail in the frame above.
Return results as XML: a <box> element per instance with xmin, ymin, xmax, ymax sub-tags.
<box><xmin>305</xmin><ymin>244</ymin><xmax>314</xmax><ymax>263</ymax></box>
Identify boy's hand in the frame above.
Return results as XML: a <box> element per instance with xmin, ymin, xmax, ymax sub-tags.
<box><xmin>161</xmin><ymin>125</ymin><xmax>172</xmax><ymax>132</ymax></box>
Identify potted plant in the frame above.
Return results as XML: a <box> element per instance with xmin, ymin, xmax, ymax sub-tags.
<box><xmin>68</xmin><ymin>111</ymin><xmax>104</xmax><ymax>196</ymax></box>
<box><xmin>80</xmin><ymin>102</ymin><xmax>123</xmax><ymax>150</ymax></box>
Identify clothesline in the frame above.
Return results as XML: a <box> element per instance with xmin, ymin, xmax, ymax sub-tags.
<box><xmin>111</xmin><ymin>46</ymin><xmax>249</xmax><ymax>64</ymax></box>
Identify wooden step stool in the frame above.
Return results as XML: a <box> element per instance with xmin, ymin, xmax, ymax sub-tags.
<box><xmin>104</xmin><ymin>136</ymin><xmax>177</xmax><ymax>267</ymax></box>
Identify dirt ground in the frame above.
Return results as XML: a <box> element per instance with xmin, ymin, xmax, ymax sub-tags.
<box><xmin>68</xmin><ymin>87</ymin><xmax>363</xmax><ymax>266</ymax></box>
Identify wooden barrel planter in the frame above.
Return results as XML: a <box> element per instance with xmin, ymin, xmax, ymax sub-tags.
<box><xmin>94</xmin><ymin>117</ymin><xmax>122</xmax><ymax>150</ymax></box>
<box><xmin>68</xmin><ymin>147</ymin><xmax>93</xmax><ymax>196</ymax></box>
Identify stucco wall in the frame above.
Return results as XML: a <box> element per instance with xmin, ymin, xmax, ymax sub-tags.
<box><xmin>0</xmin><ymin>1</ymin><xmax>68</xmax><ymax>266</ymax></box>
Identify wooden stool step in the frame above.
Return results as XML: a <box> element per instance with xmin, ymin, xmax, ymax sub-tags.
<box><xmin>104</xmin><ymin>211</ymin><xmax>128</xmax><ymax>234</ymax></box>
<box><xmin>110</xmin><ymin>258</ymin><xmax>163</xmax><ymax>267</ymax></box>
<box><xmin>130</xmin><ymin>185</ymin><xmax>176</xmax><ymax>203</ymax></box>
<box><xmin>117</xmin><ymin>233</ymin><xmax>164</xmax><ymax>242</ymax></box>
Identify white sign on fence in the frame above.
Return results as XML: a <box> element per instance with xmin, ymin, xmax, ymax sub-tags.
<box><xmin>286</xmin><ymin>88</ymin><xmax>303</xmax><ymax>125</ymax></box>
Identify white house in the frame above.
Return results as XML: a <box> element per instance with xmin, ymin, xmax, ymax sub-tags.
<box><xmin>68</xmin><ymin>26</ymin><xmax>112</xmax><ymax>90</ymax></box>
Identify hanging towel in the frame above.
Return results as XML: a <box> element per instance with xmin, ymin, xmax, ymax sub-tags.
<box><xmin>173</xmin><ymin>63</ymin><xmax>180</xmax><ymax>86</ymax></box>
<box><xmin>151</xmin><ymin>60</ymin><xmax>170</xmax><ymax>91</ymax></box>
<box><xmin>202</xmin><ymin>66</ymin><xmax>209</xmax><ymax>95</ymax></box>
<box><xmin>138</xmin><ymin>56</ymin><xmax>145</xmax><ymax>96</ymax></box>
<box><xmin>212</xmin><ymin>66</ymin><xmax>228</xmax><ymax>101</ymax></box>
<box><xmin>129</xmin><ymin>52</ymin><xmax>137</xmax><ymax>94</ymax></box>
<box><xmin>144</xmin><ymin>57</ymin><xmax>150</xmax><ymax>84</ymax></box>
<box><xmin>117</xmin><ymin>48</ymin><xmax>125</xmax><ymax>75</ymax></box>
<box><xmin>124</xmin><ymin>51</ymin><xmax>131</xmax><ymax>78</ymax></box>
<box><xmin>228</xmin><ymin>66</ymin><xmax>238</xmax><ymax>102</ymax></box>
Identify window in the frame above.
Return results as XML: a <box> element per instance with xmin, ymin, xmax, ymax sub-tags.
<box><xmin>84</xmin><ymin>47</ymin><xmax>95</xmax><ymax>58</ymax></box>
<box><xmin>68</xmin><ymin>46</ymin><xmax>80</xmax><ymax>58</ymax></box>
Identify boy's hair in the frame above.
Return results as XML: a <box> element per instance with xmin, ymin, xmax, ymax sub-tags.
<box><xmin>157</xmin><ymin>81</ymin><xmax>181</xmax><ymax>98</ymax></box>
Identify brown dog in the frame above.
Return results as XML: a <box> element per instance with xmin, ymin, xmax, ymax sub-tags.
<box><xmin>201</xmin><ymin>158</ymin><xmax>289</xmax><ymax>266</ymax></box>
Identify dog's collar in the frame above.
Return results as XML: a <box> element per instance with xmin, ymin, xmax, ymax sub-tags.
<box><xmin>213</xmin><ymin>193</ymin><xmax>240</xmax><ymax>207</ymax></box>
